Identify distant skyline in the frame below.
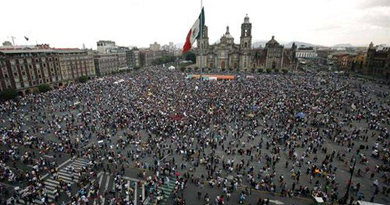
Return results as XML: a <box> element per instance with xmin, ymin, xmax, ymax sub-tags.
<box><xmin>1</xmin><ymin>0</ymin><xmax>389</xmax><ymax>49</ymax></box>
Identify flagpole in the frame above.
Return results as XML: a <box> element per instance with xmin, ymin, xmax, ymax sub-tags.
<box><xmin>199</xmin><ymin>0</ymin><xmax>203</xmax><ymax>79</ymax></box>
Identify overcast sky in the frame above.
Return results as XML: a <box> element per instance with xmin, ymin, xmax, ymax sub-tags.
<box><xmin>1</xmin><ymin>0</ymin><xmax>389</xmax><ymax>49</ymax></box>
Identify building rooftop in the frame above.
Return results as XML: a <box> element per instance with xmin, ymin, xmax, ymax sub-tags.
<box><xmin>265</xmin><ymin>36</ymin><xmax>282</xmax><ymax>48</ymax></box>
<box><xmin>0</xmin><ymin>47</ymin><xmax>84</xmax><ymax>54</ymax></box>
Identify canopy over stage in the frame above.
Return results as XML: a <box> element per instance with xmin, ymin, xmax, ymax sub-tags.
<box><xmin>186</xmin><ymin>74</ymin><xmax>235</xmax><ymax>80</ymax></box>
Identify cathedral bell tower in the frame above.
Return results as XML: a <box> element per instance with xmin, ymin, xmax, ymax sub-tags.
<box><xmin>196</xmin><ymin>25</ymin><xmax>209</xmax><ymax>68</ymax></box>
<box><xmin>197</xmin><ymin>25</ymin><xmax>209</xmax><ymax>50</ymax></box>
<box><xmin>240</xmin><ymin>14</ymin><xmax>252</xmax><ymax>50</ymax></box>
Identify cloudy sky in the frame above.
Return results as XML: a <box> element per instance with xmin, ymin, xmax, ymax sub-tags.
<box><xmin>1</xmin><ymin>0</ymin><xmax>389</xmax><ymax>49</ymax></box>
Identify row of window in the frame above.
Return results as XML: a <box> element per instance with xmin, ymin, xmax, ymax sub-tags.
<box><xmin>14</xmin><ymin>77</ymin><xmax>59</xmax><ymax>89</ymax></box>
<box><xmin>0</xmin><ymin>79</ymin><xmax>12</xmax><ymax>90</ymax></box>
<box><xmin>10</xmin><ymin>57</ymin><xmax>59</xmax><ymax>65</ymax></box>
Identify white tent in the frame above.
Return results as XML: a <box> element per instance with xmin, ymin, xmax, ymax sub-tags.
<box><xmin>356</xmin><ymin>201</ymin><xmax>384</xmax><ymax>205</ymax></box>
<box><xmin>168</xmin><ymin>66</ymin><xmax>175</xmax><ymax>70</ymax></box>
<box><xmin>114</xmin><ymin>79</ymin><xmax>125</xmax><ymax>84</ymax></box>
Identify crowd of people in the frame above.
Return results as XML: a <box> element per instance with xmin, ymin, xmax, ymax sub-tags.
<box><xmin>1</xmin><ymin>66</ymin><xmax>389</xmax><ymax>204</ymax></box>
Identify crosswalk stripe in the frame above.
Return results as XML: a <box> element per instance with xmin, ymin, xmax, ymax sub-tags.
<box><xmin>47</xmin><ymin>193</ymin><xmax>56</xmax><ymax>199</ymax></box>
<box><xmin>159</xmin><ymin>186</ymin><xmax>172</xmax><ymax>192</ymax></box>
<box><xmin>73</xmin><ymin>160</ymin><xmax>89</xmax><ymax>165</ymax></box>
<box><xmin>105</xmin><ymin>174</ymin><xmax>110</xmax><ymax>192</ymax></box>
<box><xmin>57</xmin><ymin>174</ymin><xmax>75</xmax><ymax>183</ymax></box>
<box><xmin>46</xmin><ymin>178</ymin><xmax>60</xmax><ymax>185</ymax></box>
<box><xmin>62</xmin><ymin>178</ymin><xmax>74</xmax><ymax>184</ymax></box>
<box><xmin>75</xmin><ymin>158</ymin><xmax>89</xmax><ymax>163</ymax></box>
<box><xmin>122</xmin><ymin>176</ymin><xmax>141</xmax><ymax>182</ymax></box>
<box><xmin>45</xmin><ymin>187</ymin><xmax>57</xmax><ymax>194</ymax></box>
<box><xmin>126</xmin><ymin>181</ymin><xmax>130</xmax><ymax>202</ymax></box>
<box><xmin>153</xmin><ymin>178</ymin><xmax>177</xmax><ymax>205</ymax></box>
<box><xmin>71</xmin><ymin>165</ymin><xmax>85</xmax><ymax>170</ymax></box>
<box><xmin>45</xmin><ymin>180</ymin><xmax>59</xmax><ymax>188</ymax></box>
<box><xmin>43</xmin><ymin>154</ymin><xmax>54</xmax><ymax>158</ymax></box>
<box><xmin>72</xmin><ymin>166</ymin><xmax>84</xmax><ymax>171</ymax></box>
<box><xmin>58</xmin><ymin>170</ymin><xmax>76</xmax><ymax>178</ymax></box>
<box><xmin>10</xmin><ymin>157</ymin><xmax>92</xmax><ymax>204</ymax></box>
<box><xmin>72</xmin><ymin>161</ymin><xmax>87</xmax><ymax>167</ymax></box>
<box><xmin>87</xmin><ymin>189</ymin><xmax>91</xmax><ymax>198</ymax></box>
<box><xmin>58</xmin><ymin>169</ymin><xmax>74</xmax><ymax>174</ymax></box>
<box><xmin>58</xmin><ymin>170</ymin><xmax>80</xmax><ymax>179</ymax></box>
<box><xmin>98</xmin><ymin>174</ymin><xmax>104</xmax><ymax>194</ymax></box>
<box><xmin>16</xmin><ymin>198</ymin><xmax>44</xmax><ymax>204</ymax></box>
<box><xmin>44</xmin><ymin>186</ymin><xmax>57</xmax><ymax>194</ymax></box>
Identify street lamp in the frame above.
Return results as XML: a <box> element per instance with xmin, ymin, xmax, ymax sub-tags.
<box><xmin>340</xmin><ymin>157</ymin><xmax>357</xmax><ymax>204</ymax></box>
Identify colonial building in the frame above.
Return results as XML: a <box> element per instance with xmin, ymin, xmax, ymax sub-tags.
<box><xmin>141</xmin><ymin>49</ymin><xmax>169</xmax><ymax>66</ymax></box>
<box><xmin>296</xmin><ymin>47</ymin><xmax>318</xmax><ymax>58</ymax></box>
<box><xmin>126</xmin><ymin>48</ymin><xmax>141</xmax><ymax>68</ymax></box>
<box><xmin>97</xmin><ymin>40</ymin><xmax>116</xmax><ymax>54</ymax></box>
<box><xmin>366</xmin><ymin>42</ymin><xmax>390</xmax><ymax>79</ymax></box>
<box><xmin>0</xmin><ymin>49</ymin><xmax>61</xmax><ymax>94</ymax></box>
<box><xmin>149</xmin><ymin>42</ymin><xmax>161</xmax><ymax>52</ymax></box>
<box><xmin>350</xmin><ymin>53</ymin><xmax>366</xmax><ymax>73</ymax></box>
<box><xmin>331</xmin><ymin>53</ymin><xmax>352</xmax><ymax>70</ymax></box>
<box><xmin>195</xmin><ymin>15</ymin><xmax>297</xmax><ymax>70</ymax></box>
<box><xmin>93</xmin><ymin>54</ymin><xmax>119</xmax><ymax>76</ymax></box>
<box><xmin>0</xmin><ymin>46</ymin><xmax>96</xmax><ymax>94</ymax></box>
<box><xmin>57</xmin><ymin>49</ymin><xmax>96</xmax><ymax>82</ymax></box>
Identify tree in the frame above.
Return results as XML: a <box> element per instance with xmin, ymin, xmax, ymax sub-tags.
<box><xmin>78</xmin><ymin>76</ymin><xmax>88</xmax><ymax>83</ymax></box>
<box><xmin>152</xmin><ymin>55</ymin><xmax>176</xmax><ymax>65</ymax></box>
<box><xmin>282</xmin><ymin>69</ymin><xmax>288</xmax><ymax>74</ymax></box>
<box><xmin>180</xmin><ymin>66</ymin><xmax>186</xmax><ymax>72</ymax></box>
<box><xmin>258</xmin><ymin>69</ymin><xmax>263</xmax><ymax>73</ymax></box>
<box><xmin>38</xmin><ymin>84</ymin><xmax>51</xmax><ymax>93</ymax></box>
<box><xmin>266</xmin><ymin>68</ymin><xmax>272</xmax><ymax>73</ymax></box>
<box><xmin>184</xmin><ymin>51</ymin><xmax>196</xmax><ymax>63</ymax></box>
<box><xmin>0</xmin><ymin>89</ymin><xmax>18</xmax><ymax>100</ymax></box>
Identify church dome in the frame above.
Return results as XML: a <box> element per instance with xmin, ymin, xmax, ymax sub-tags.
<box><xmin>224</xmin><ymin>33</ymin><xmax>233</xmax><ymax>39</ymax></box>
<box><xmin>223</xmin><ymin>26</ymin><xmax>233</xmax><ymax>39</ymax></box>
<box><xmin>266</xmin><ymin>36</ymin><xmax>280</xmax><ymax>47</ymax></box>
<box><xmin>244</xmin><ymin>14</ymin><xmax>250</xmax><ymax>23</ymax></box>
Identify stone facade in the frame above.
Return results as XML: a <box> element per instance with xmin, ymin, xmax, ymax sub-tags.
<box><xmin>196</xmin><ymin>15</ymin><xmax>297</xmax><ymax>70</ymax></box>
<box><xmin>0</xmin><ymin>50</ymin><xmax>61</xmax><ymax>93</ymax></box>
<box><xmin>57</xmin><ymin>50</ymin><xmax>96</xmax><ymax>82</ymax></box>
<box><xmin>97</xmin><ymin>40</ymin><xmax>116</xmax><ymax>54</ymax></box>
<box><xmin>141</xmin><ymin>50</ymin><xmax>168</xmax><ymax>66</ymax></box>
<box><xmin>116</xmin><ymin>53</ymin><xmax>127</xmax><ymax>70</ymax></box>
<box><xmin>149</xmin><ymin>42</ymin><xmax>161</xmax><ymax>52</ymax></box>
<box><xmin>93</xmin><ymin>54</ymin><xmax>118</xmax><ymax>76</ymax></box>
<box><xmin>0</xmin><ymin>47</ymin><xmax>96</xmax><ymax>94</ymax></box>
<box><xmin>126</xmin><ymin>48</ymin><xmax>141</xmax><ymax>68</ymax></box>
<box><xmin>366</xmin><ymin>42</ymin><xmax>390</xmax><ymax>79</ymax></box>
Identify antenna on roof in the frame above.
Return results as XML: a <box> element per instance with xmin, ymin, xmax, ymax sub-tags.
<box><xmin>8</xmin><ymin>36</ymin><xmax>16</xmax><ymax>46</ymax></box>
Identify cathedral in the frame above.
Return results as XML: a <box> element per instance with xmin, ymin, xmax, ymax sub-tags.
<box><xmin>195</xmin><ymin>15</ymin><xmax>297</xmax><ymax>70</ymax></box>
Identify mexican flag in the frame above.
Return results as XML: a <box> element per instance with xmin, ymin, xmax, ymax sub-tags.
<box><xmin>182</xmin><ymin>7</ymin><xmax>205</xmax><ymax>54</ymax></box>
